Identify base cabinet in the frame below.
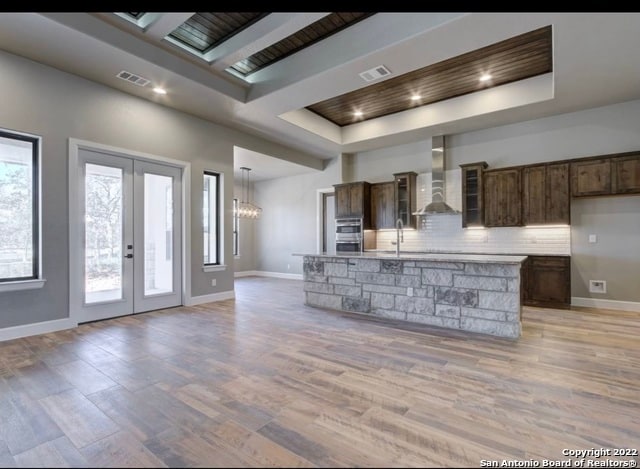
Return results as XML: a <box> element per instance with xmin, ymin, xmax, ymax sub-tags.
<box><xmin>522</xmin><ymin>256</ymin><xmax>571</xmax><ymax>309</ymax></box>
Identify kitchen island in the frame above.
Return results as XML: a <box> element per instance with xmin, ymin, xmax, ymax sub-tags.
<box><xmin>294</xmin><ymin>252</ymin><xmax>527</xmax><ymax>338</ymax></box>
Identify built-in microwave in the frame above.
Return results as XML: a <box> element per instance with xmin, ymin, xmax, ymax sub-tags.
<box><xmin>336</xmin><ymin>219</ymin><xmax>362</xmax><ymax>234</ymax></box>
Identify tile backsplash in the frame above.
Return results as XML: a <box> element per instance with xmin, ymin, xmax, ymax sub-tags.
<box><xmin>373</xmin><ymin>170</ymin><xmax>571</xmax><ymax>255</ymax></box>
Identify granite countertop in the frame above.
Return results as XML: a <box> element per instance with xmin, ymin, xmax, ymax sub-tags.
<box><xmin>293</xmin><ymin>251</ymin><xmax>528</xmax><ymax>264</ymax></box>
<box><xmin>366</xmin><ymin>249</ymin><xmax>570</xmax><ymax>257</ymax></box>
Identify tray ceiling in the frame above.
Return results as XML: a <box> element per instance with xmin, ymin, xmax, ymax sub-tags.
<box><xmin>3</xmin><ymin>13</ymin><xmax>639</xmax><ymax>160</ymax></box>
<box><xmin>306</xmin><ymin>25</ymin><xmax>552</xmax><ymax>126</ymax></box>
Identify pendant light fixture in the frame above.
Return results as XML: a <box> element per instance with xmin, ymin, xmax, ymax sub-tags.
<box><xmin>236</xmin><ymin>166</ymin><xmax>262</xmax><ymax>219</ymax></box>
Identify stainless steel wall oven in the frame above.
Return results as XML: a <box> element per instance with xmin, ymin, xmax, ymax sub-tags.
<box><xmin>335</xmin><ymin>218</ymin><xmax>363</xmax><ymax>252</ymax></box>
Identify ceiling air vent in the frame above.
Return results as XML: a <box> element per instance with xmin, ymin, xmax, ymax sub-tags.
<box><xmin>116</xmin><ymin>70</ymin><xmax>151</xmax><ymax>87</ymax></box>
<box><xmin>359</xmin><ymin>65</ymin><xmax>391</xmax><ymax>82</ymax></box>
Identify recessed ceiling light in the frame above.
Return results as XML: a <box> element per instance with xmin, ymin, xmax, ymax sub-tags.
<box><xmin>479</xmin><ymin>73</ymin><xmax>492</xmax><ymax>82</ymax></box>
<box><xmin>152</xmin><ymin>87</ymin><xmax>167</xmax><ymax>95</ymax></box>
<box><xmin>411</xmin><ymin>94</ymin><xmax>421</xmax><ymax>101</ymax></box>
<box><xmin>353</xmin><ymin>111</ymin><xmax>363</xmax><ymax>117</ymax></box>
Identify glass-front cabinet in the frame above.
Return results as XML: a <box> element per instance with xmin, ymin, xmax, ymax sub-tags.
<box><xmin>393</xmin><ymin>171</ymin><xmax>417</xmax><ymax>229</ymax></box>
<box><xmin>460</xmin><ymin>162</ymin><xmax>488</xmax><ymax>227</ymax></box>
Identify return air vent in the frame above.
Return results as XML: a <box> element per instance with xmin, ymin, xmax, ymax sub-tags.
<box><xmin>116</xmin><ymin>70</ymin><xmax>151</xmax><ymax>87</ymax></box>
<box><xmin>359</xmin><ymin>65</ymin><xmax>391</xmax><ymax>82</ymax></box>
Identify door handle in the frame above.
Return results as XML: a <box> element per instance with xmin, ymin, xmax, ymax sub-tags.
<box><xmin>124</xmin><ymin>254</ymin><xmax>133</xmax><ymax>258</ymax></box>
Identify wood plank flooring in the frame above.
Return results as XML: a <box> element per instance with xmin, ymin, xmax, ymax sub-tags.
<box><xmin>0</xmin><ymin>276</ymin><xmax>639</xmax><ymax>467</ymax></box>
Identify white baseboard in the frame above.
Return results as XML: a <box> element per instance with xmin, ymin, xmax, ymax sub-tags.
<box><xmin>185</xmin><ymin>290</ymin><xmax>235</xmax><ymax>306</ymax></box>
<box><xmin>0</xmin><ymin>317</ymin><xmax>77</xmax><ymax>342</ymax></box>
<box><xmin>258</xmin><ymin>271</ymin><xmax>303</xmax><ymax>280</ymax></box>
<box><xmin>235</xmin><ymin>270</ymin><xmax>303</xmax><ymax>280</ymax></box>
<box><xmin>235</xmin><ymin>270</ymin><xmax>259</xmax><ymax>278</ymax></box>
<box><xmin>572</xmin><ymin>297</ymin><xmax>640</xmax><ymax>312</ymax></box>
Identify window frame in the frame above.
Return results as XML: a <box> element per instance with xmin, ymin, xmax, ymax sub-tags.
<box><xmin>232</xmin><ymin>197</ymin><xmax>239</xmax><ymax>257</ymax></box>
<box><xmin>0</xmin><ymin>129</ymin><xmax>40</xmax><ymax>285</ymax></box>
<box><xmin>203</xmin><ymin>170</ymin><xmax>221</xmax><ymax>266</ymax></box>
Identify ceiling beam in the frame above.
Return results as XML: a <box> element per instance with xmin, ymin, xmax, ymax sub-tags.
<box><xmin>143</xmin><ymin>12</ymin><xmax>195</xmax><ymax>41</ymax></box>
<box><xmin>40</xmin><ymin>13</ymin><xmax>247</xmax><ymax>101</ymax></box>
<box><xmin>205</xmin><ymin>12</ymin><xmax>331</xmax><ymax>72</ymax></box>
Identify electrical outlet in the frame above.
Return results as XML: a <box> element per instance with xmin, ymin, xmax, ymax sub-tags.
<box><xmin>589</xmin><ymin>280</ymin><xmax>606</xmax><ymax>293</ymax></box>
<box><xmin>211</xmin><ymin>279</ymin><xmax>216</xmax><ymax>286</ymax></box>
<box><xmin>589</xmin><ymin>234</ymin><xmax>597</xmax><ymax>243</ymax></box>
<box><xmin>287</xmin><ymin>264</ymin><xmax>290</xmax><ymax>270</ymax></box>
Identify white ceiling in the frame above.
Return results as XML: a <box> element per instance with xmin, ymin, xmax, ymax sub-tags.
<box><xmin>233</xmin><ymin>147</ymin><xmax>318</xmax><ymax>181</ymax></box>
<box><xmin>1</xmin><ymin>12</ymin><xmax>640</xmax><ymax>179</ymax></box>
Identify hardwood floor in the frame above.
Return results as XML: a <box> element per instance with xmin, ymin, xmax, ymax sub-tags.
<box><xmin>0</xmin><ymin>276</ymin><xmax>639</xmax><ymax>467</ymax></box>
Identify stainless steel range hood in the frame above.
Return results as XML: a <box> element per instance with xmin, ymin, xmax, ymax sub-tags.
<box><xmin>413</xmin><ymin>135</ymin><xmax>459</xmax><ymax>215</ymax></box>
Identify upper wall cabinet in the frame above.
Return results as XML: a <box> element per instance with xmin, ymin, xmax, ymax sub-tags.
<box><xmin>370</xmin><ymin>181</ymin><xmax>396</xmax><ymax>229</ymax></box>
<box><xmin>571</xmin><ymin>158</ymin><xmax>612</xmax><ymax>197</ymax></box>
<box><xmin>484</xmin><ymin>168</ymin><xmax>522</xmax><ymax>227</ymax></box>
<box><xmin>523</xmin><ymin>162</ymin><xmax>570</xmax><ymax>225</ymax></box>
<box><xmin>460</xmin><ymin>162</ymin><xmax>488</xmax><ymax>227</ymax></box>
<box><xmin>612</xmin><ymin>153</ymin><xmax>640</xmax><ymax>194</ymax></box>
<box><xmin>393</xmin><ymin>172</ymin><xmax>417</xmax><ymax>229</ymax></box>
<box><xmin>571</xmin><ymin>152</ymin><xmax>640</xmax><ymax>197</ymax></box>
<box><xmin>334</xmin><ymin>181</ymin><xmax>371</xmax><ymax>227</ymax></box>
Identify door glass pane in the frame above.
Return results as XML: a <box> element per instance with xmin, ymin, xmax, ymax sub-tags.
<box><xmin>85</xmin><ymin>164</ymin><xmax>123</xmax><ymax>303</ymax></box>
<box><xmin>144</xmin><ymin>173</ymin><xmax>173</xmax><ymax>296</ymax></box>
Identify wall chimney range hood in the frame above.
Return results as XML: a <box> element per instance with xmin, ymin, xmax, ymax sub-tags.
<box><xmin>413</xmin><ymin>135</ymin><xmax>459</xmax><ymax>216</ymax></box>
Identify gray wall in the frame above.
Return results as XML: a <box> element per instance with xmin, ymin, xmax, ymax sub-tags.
<box><xmin>349</xmin><ymin>140</ymin><xmax>430</xmax><ymax>182</ymax></box>
<box><xmin>255</xmin><ymin>98</ymin><xmax>640</xmax><ymax>304</ymax></box>
<box><xmin>0</xmin><ymin>49</ymin><xmax>319</xmax><ymax>329</ymax></box>
<box><xmin>571</xmin><ymin>196</ymin><xmax>640</xmax><ymax>302</ymax></box>
<box><xmin>233</xmin><ymin>182</ymin><xmax>257</xmax><ymax>273</ymax></box>
<box><xmin>447</xmin><ymin>99</ymin><xmax>640</xmax><ymax>168</ymax></box>
<box><xmin>254</xmin><ymin>158</ymin><xmax>339</xmax><ymax>275</ymax></box>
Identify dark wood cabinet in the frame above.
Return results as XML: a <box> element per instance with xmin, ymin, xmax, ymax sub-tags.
<box><xmin>523</xmin><ymin>163</ymin><xmax>570</xmax><ymax>225</ymax></box>
<box><xmin>334</xmin><ymin>181</ymin><xmax>371</xmax><ymax>227</ymax></box>
<box><xmin>522</xmin><ymin>255</ymin><xmax>571</xmax><ymax>309</ymax></box>
<box><xmin>612</xmin><ymin>153</ymin><xmax>640</xmax><ymax>194</ymax></box>
<box><xmin>522</xmin><ymin>165</ymin><xmax>545</xmax><ymax>225</ymax></box>
<box><xmin>571</xmin><ymin>158</ymin><xmax>612</xmax><ymax>197</ymax></box>
<box><xmin>484</xmin><ymin>168</ymin><xmax>522</xmax><ymax>227</ymax></box>
<box><xmin>370</xmin><ymin>181</ymin><xmax>395</xmax><ymax>229</ymax></box>
<box><xmin>571</xmin><ymin>153</ymin><xmax>640</xmax><ymax>197</ymax></box>
<box><xmin>393</xmin><ymin>172</ymin><xmax>417</xmax><ymax>229</ymax></box>
<box><xmin>460</xmin><ymin>162</ymin><xmax>488</xmax><ymax>228</ymax></box>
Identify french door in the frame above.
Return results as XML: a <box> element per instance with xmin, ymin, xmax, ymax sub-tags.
<box><xmin>75</xmin><ymin>148</ymin><xmax>182</xmax><ymax>323</ymax></box>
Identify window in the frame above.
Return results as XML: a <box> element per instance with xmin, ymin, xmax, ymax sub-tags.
<box><xmin>0</xmin><ymin>130</ymin><xmax>39</xmax><ymax>282</ymax></box>
<box><xmin>233</xmin><ymin>198</ymin><xmax>239</xmax><ymax>257</ymax></box>
<box><xmin>203</xmin><ymin>171</ymin><xmax>220</xmax><ymax>265</ymax></box>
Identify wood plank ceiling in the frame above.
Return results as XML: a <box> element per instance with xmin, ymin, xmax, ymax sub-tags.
<box><xmin>306</xmin><ymin>25</ymin><xmax>553</xmax><ymax>127</ymax></box>
<box><xmin>228</xmin><ymin>12</ymin><xmax>375</xmax><ymax>77</ymax></box>
<box><xmin>164</xmin><ymin>12</ymin><xmax>375</xmax><ymax>76</ymax></box>
<box><xmin>169</xmin><ymin>13</ymin><xmax>269</xmax><ymax>53</ymax></box>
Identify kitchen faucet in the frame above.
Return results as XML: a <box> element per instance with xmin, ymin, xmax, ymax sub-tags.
<box><xmin>391</xmin><ymin>218</ymin><xmax>404</xmax><ymax>256</ymax></box>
